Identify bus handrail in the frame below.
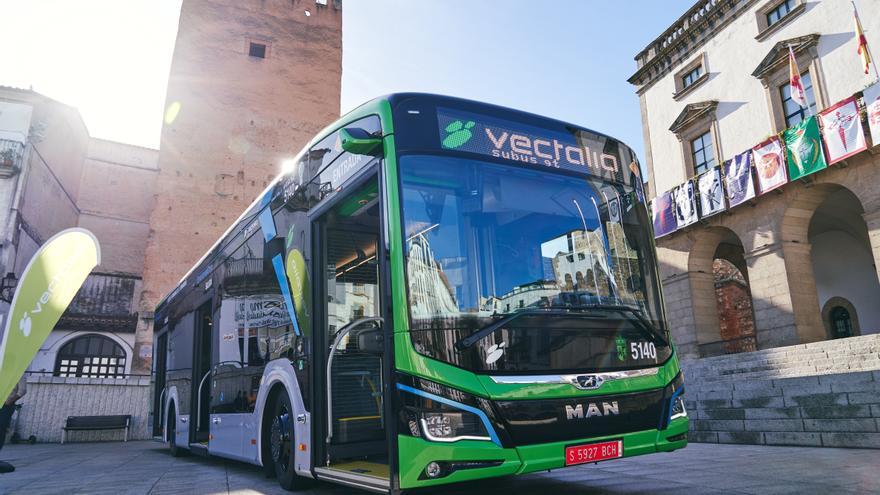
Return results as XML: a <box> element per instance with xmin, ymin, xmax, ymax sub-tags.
<box><xmin>195</xmin><ymin>361</ymin><xmax>243</xmax><ymax>431</ymax></box>
<box><xmin>196</xmin><ymin>370</ymin><xmax>211</xmax><ymax>431</ymax></box>
<box><xmin>325</xmin><ymin>317</ymin><xmax>383</xmax><ymax>445</ymax></box>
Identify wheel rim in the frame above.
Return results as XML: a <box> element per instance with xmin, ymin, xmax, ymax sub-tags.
<box><xmin>270</xmin><ymin>404</ymin><xmax>292</xmax><ymax>472</ymax></box>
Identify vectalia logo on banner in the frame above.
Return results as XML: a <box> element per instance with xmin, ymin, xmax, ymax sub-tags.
<box><xmin>0</xmin><ymin>228</ymin><xmax>100</xmax><ymax>402</ymax></box>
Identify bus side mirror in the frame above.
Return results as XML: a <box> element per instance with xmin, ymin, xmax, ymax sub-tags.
<box><xmin>356</xmin><ymin>326</ymin><xmax>384</xmax><ymax>354</ymax></box>
<box><xmin>340</xmin><ymin>127</ymin><xmax>383</xmax><ymax>156</ymax></box>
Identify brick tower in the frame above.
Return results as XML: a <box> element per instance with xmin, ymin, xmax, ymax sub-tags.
<box><xmin>134</xmin><ymin>0</ymin><xmax>343</xmax><ymax>370</ymax></box>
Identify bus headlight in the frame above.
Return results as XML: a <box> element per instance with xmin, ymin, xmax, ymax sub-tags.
<box><xmin>396</xmin><ymin>376</ymin><xmax>503</xmax><ymax>446</ymax></box>
<box><xmin>419</xmin><ymin>411</ymin><xmax>486</xmax><ymax>442</ymax></box>
<box><xmin>669</xmin><ymin>396</ymin><xmax>686</xmax><ymax>420</ymax></box>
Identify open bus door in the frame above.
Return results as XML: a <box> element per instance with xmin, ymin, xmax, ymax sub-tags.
<box><xmin>191</xmin><ymin>301</ymin><xmax>213</xmax><ymax>449</ymax></box>
<box><xmin>311</xmin><ymin>171</ymin><xmax>392</xmax><ymax>491</ymax></box>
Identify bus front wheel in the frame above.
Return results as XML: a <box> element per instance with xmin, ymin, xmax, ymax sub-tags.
<box><xmin>268</xmin><ymin>390</ymin><xmax>304</xmax><ymax>491</ymax></box>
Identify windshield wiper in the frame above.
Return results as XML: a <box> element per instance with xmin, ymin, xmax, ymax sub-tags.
<box><xmin>454</xmin><ymin>304</ymin><xmax>667</xmax><ymax>351</ymax></box>
<box><xmin>548</xmin><ymin>304</ymin><xmax>668</xmax><ymax>346</ymax></box>
<box><xmin>455</xmin><ymin>309</ymin><xmax>558</xmax><ymax>350</ymax></box>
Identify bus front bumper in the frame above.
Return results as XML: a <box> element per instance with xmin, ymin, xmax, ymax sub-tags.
<box><xmin>398</xmin><ymin>417</ymin><xmax>689</xmax><ymax>489</ymax></box>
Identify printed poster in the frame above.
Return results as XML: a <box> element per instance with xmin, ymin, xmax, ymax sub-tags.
<box><xmin>783</xmin><ymin>116</ymin><xmax>827</xmax><ymax>180</ymax></box>
<box><xmin>818</xmin><ymin>96</ymin><xmax>867</xmax><ymax>164</ymax></box>
<box><xmin>672</xmin><ymin>180</ymin><xmax>698</xmax><ymax>229</ymax></box>
<box><xmin>651</xmin><ymin>190</ymin><xmax>677</xmax><ymax>238</ymax></box>
<box><xmin>752</xmin><ymin>136</ymin><xmax>788</xmax><ymax>193</ymax></box>
<box><xmin>863</xmin><ymin>81</ymin><xmax>880</xmax><ymax>148</ymax></box>
<box><xmin>697</xmin><ymin>166</ymin><xmax>726</xmax><ymax>218</ymax></box>
<box><xmin>723</xmin><ymin>150</ymin><xmax>756</xmax><ymax>207</ymax></box>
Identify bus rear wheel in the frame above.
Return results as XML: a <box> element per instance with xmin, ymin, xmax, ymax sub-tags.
<box><xmin>268</xmin><ymin>390</ymin><xmax>303</xmax><ymax>491</ymax></box>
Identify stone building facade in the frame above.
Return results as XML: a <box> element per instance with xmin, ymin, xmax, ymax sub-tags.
<box><xmin>0</xmin><ymin>87</ymin><xmax>160</xmax><ymax>443</ymax></box>
<box><xmin>630</xmin><ymin>0</ymin><xmax>880</xmax><ymax>447</ymax></box>
<box><xmin>0</xmin><ymin>87</ymin><xmax>158</xmax><ymax>379</ymax></box>
<box><xmin>631</xmin><ymin>0</ymin><xmax>880</xmax><ymax>357</ymax></box>
<box><xmin>137</xmin><ymin>0</ymin><xmax>344</xmax><ymax>369</ymax></box>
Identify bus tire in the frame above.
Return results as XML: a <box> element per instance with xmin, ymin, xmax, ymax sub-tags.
<box><xmin>168</xmin><ymin>406</ymin><xmax>183</xmax><ymax>457</ymax></box>
<box><xmin>269</xmin><ymin>389</ymin><xmax>304</xmax><ymax>491</ymax></box>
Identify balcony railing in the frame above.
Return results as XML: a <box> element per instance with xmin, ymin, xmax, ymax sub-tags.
<box><xmin>0</xmin><ymin>139</ymin><xmax>24</xmax><ymax>176</ymax></box>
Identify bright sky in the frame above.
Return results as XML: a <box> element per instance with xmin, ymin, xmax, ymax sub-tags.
<box><xmin>0</xmin><ymin>0</ymin><xmax>694</xmax><ymax>161</ymax></box>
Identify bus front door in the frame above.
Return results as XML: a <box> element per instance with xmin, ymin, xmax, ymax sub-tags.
<box><xmin>315</xmin><ymin>174</ymin><xmax>389</xmax><ymax>481</ymax></box>
<box><xmin>191</xmin><ymin>301</ymin><xmax>213</xmax><ymax>446</ymax></box>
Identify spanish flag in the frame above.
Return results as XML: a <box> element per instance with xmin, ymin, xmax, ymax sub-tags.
<box><xmin>853</xmin><ymin>2</ymin><xmax>872</xmax><ymax>75</ymax></box>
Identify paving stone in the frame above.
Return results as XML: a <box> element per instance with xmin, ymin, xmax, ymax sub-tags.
<box><xmin>732</xmin><ymin>396</ymin><xmax>785</xmax><ymax>408</ymax></box>
<box><xmin>821</xmin><ymin>432</ymin><xmax>880</xmax><ymax>449</ymax></box>
<box><xmin>847</xmin><ymin>392</ymin><xmax>880</xmax><ymax>405</ymax></box>
<box><xmin>763</xmin><ymin>431</ymin><xmax>822</xmax><ymax>447</ymax></box>
<box><xmin>744</xmin><ymin>419</ymin><xmax>804</xmax><ymax>432</ymax></box>
<box><xmin>801</xmin><ymin>405</ymin><xmax>872</xmax><ymax>419</ymax></box>
<box><xmin>783</xmin><ymin>392</ymin><xmax>848</xmax><ymax>408</ymax></box>
<box><xmin>701</xmin><ymin>408</ymin><xmax>746</xmax><ymax>420</ymax></box>
<box><xmin>743</xmin><ymin>407</ymin><xmax>800</xmax><ymax>419</ymax></box>
<box><xmin>717</xmin><ymin>431</ymin><xmax>764</xmax><ymax>444</ymax></box>
<box><xmin>803</xmin><ymin>418</ymin><xmax>877</xmax><ymax>433</ymax></box>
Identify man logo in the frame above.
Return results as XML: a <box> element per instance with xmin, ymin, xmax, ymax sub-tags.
<box><xmin>485</xmin><ymin>342</ymin><xmax>506</xmax><ymax>365</ymax></box>
<box><xmin>574</xmin><ymin>374</ymin><xmax>604</xmax><ymax>390</ymax></box>
<box><xmin>565</xmin><ymin>401</ymin><xmax>619</xmax><ymax>420</ymax></box>
<box><xmin>19</xmin><ymin>312</ymin><xmax>32</xmax><ymax>337</ymax></box>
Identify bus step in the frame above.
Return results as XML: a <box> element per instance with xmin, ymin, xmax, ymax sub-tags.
<box><xmin>152</xmin><ymin>435</ymin><xmax>164</xmax><ymax>443</ymax></box>
<box><xmin>189</xmin><ymin>442</ymin><xmax>209</xmax><ymax>457</ymax></box>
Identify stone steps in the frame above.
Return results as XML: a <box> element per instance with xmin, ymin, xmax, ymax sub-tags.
<box><xmin>682</xmin><ymin>335</ymin><xmax>880</xmax><ymax>449</ymax></box>
<box><xmin>685</xmin><ymin>369</ymin><xmax>880</xmax><ymax>449</ymax></box>
<box><xmin>682</xmin><ymin>333</ymin><xmax>880</xmax><ymax>383</ymax></box>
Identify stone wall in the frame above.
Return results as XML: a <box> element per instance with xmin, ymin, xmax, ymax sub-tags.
<box><xmin>684</xmin><ymin>333</ymin><xmax>880</xmax><ymax>448</ymax></box>
<box><xmin>13</xmin><ymin>376</ymin><xmax>150</xmax><ymax>443</ymax></box>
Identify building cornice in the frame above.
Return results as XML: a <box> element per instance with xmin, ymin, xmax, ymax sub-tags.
<box><xmin>629</xmin><ymin>0</ymin><xmax>758</xmax><ymax>94</ymax></box>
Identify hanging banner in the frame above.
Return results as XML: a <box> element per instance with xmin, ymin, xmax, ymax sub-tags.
<box><xmin>0</xmin><ymin>228</ymin><xmax>100</xmax><ymax>403</ymax></box>
<box><xmin>672</xmin><ymin>180</ymin><xmax>698</xmax><ymax>229</ymax></box>
<box><xmin>697</xmin><ymin>166</ymin><xmax>726</xmax><ymax>218</ymax></box>
<box><xmin>784</xmin><ymin>116</ymin><xmax>827</xmax><ymax>180</ymax></box>
<box><xmin>818</xmin><ymin>96</ymin><xmax>867</xmax><ymax>164</ymax></box>
<box><xmin>863</xmin><ymin>81</ymin><xmax>880</xmax><ymax>148</ymax></box>
<box><xmin>752</xmin><ymin>136</ymin><xmax>788</xmax><ymax>193</ymax></box>
<box><xmin>723</xmin><ymin>150</ymin><xmax>756</xmax><ymax>207</ymax></box>
<box><xmin>651</xmin><ymin>190</ymin><xmax>677</xmax><ymax>238</ymax></box>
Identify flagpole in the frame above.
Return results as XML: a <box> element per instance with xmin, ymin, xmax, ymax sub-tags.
<box><xmin>852</xmin><ymin>0</ymin><xmax>880</xmax><ymax>82</ymax></box>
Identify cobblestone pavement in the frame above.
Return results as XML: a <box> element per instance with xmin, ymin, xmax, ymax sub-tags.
<box><xmin>1</xmin><ymin>441</ymin><xmax>879</xmax><ymax>494</ymax></box>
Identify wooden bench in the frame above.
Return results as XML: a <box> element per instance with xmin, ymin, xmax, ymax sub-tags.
<box><xmin>61</xmin><ymin>415</ymin><xmax>131</xmax><ymax>444</ymax></box>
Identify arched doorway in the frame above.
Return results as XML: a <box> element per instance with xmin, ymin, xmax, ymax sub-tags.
<box><xmin>809</xmin><ymin>187</ymin><xmax>880</xmax><ymax>339</ymax></box>
<box><xmin>689</xmin><ymin>227</ymin><xmax>758</xmax><ymax>356</ymax></box>
<box><xmin>54</xmin><ymin>333</ymin><xmax>128</xmax><ymax>378</ymax></box>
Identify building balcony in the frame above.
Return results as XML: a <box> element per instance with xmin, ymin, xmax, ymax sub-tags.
<box><xmin>0</xmin><ymin>139</ymin><xmax>24</xmax><ymax>177</ymax></box>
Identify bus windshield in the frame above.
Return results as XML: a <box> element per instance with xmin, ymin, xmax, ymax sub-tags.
<box><xmin>400</xmin><ymin>154</ymin><xmax>670</xmax><ymax>373</ymax></box>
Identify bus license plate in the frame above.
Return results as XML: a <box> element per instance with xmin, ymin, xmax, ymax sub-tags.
<box><xmin>565</xmin><ymin>440</ymin><xmax>623</xmax><ymax>466</ymax></box>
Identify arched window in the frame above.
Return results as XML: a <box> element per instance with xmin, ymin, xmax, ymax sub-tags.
<box><xmin>830</xmin><ymin>306</ymin><xmax>853</xmax><ymax>339</ymax></box>
<box><xmin>55</xmin><ymin>334</ymin><xmax>127</xmax><ymax>378</ymax></box>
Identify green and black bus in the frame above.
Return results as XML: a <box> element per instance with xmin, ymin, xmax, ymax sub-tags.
<box><xmin>150</xmin><ymin>93</ymin><xmax>687</xmax><ymax>493</ymax></box>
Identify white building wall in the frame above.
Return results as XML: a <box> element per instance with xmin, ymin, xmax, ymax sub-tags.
<box><xmin>644</xmin><ymin>0</ymin><xmax>880</xmax><ymax>194</ymax></box>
